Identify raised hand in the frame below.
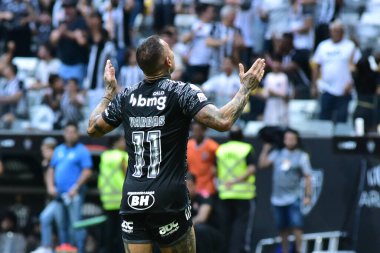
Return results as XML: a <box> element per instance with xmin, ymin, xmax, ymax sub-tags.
<box><xmin>239</xmin><ymin>59</ymin><xmax>266</xmax><ymax>91</ymax></box>
<box><xmin>104</xmin><ymin>59</ymin><xmax>118</xmax><ymax>94</ymax></box>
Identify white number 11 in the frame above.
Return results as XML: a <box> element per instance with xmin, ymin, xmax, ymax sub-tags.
<box><xmin>132</xmin><ymin>130</ymin><xmax>162</xmax><ymax>178</ymax></box>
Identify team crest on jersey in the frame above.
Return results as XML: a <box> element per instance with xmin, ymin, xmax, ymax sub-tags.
<box><xmin>127</xmin><ymin>191</ymin><xmax>155</xmax><ymax>210</ymax></box>
<box><xmin>300</xmin><ymin>169</ymin><xmax>324</xmax><ymax>215</ymax></box>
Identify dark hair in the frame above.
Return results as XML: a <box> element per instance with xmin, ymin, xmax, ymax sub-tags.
<box><xmin>136</xmin><ymin>35</ymin><xmax>165</xmax><ymax>75</ymax></box>
<box><xmin>65</xmin><ymin>122</ymin><xmax>79</xmax><ymax>130</ymax></box>
<box><xmin>272</xmin><ymin>54</ymin><xmax>282</xmax><ymax>62</ymax></box>
<box><xmin>124</xmin><ymin>47</ymin><xmax>136</xmax><ymax>64</ymax></box>
<box><xmin>40</xmin><ymin>42</ymin><xmax>56</xmax><ymax>57</ymax></box>
<box><xmin>195</xmin><ymin>3</ymin><xmax>213</xmax><ymax>15</ymax></box>
<box><xmin>68</xmin><ymin>78</ymin><xmax>79</xmax><ymax>86</ymax></box>
<box><xmin>48</xmin><ymin>74</ymin><xmax>60</xmax><ymax>85</ymax></box>
<box><xmin>282</xmin><ymin>32</ymin><xmax>294</xmax><ymax>41</ymax></box>
<box><xmin>229</xmin><ymin>125</ymin><xmax>243</xmax><ymax>141</ymax></box>
<box><xmin>284</xmin><ymin>128</ymin><xmax>302</xmax><ymax>149</ymax></box>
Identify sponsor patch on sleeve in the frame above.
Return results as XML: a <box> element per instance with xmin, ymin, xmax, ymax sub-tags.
<box><xmin>197</xmin><ymin>93</ymin><xmax>207</xmax><ymax>102</ymax></box>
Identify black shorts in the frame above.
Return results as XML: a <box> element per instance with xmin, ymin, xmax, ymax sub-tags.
<box><xmin>121</xmin><ymin>206</ymin><xmax>192</xmax><ymax>246</ymax></box>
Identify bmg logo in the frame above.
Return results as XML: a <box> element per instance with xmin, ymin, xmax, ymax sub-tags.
<box><xmin>129</xmin><ymin>94</ymin><xmax>167</xmax><ymax>110</ymax></box>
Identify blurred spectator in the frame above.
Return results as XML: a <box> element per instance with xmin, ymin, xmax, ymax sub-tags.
<box><xmin>259</xmin><ymin>0</ymin><xmax>290</xmax><ymax>54</ymax></box>
<box><xmin>98</xmin><ymin>135</ymin><xmax>128</xmax><ymax>253</ymax></box>
<box><xmin>50</xmin><ymin>0</ymin><xmax>89</xmax><ymax>84</ymax></box>
<box><xmin>0</xmin><ymin>0</ymin><xmax>36</xmax><ymax>57</ymax></box>
<box><xmin>215</xmin><ymin>126</ymin><xmax>256</xmax><ymax>253</ymax></box>
<box><xmin>202</xmin><ymin>56</ymin><xmax>240</xmax><ymax>108</ymax></box>
<box><xmin>35</xmin><ymin>5</ymin><xmax>54</xmax><ymax>45</ymax></box>
<box><xmin>0</xmin><ymin>63</ymin><xmax>24</xmax><ymax>129</ymax></box>
<box><xmin>182</xmin><ymin>3</ymin><xmax>216</xmax><ymax>84</ymax></box>
<box><xmin>312</xmin><ymin>20</ymin><xmax>355</xmax><ymax>123</ymax></box>
<box><xmin>84</xmin><ymin>10</ymin><xmax>117</xmax><ymax>110</ymax></box>
<box><xmin>30</xmin><ymin>43</ymin><xmax>61</xmax><ymax>90</ymax></box>
<box><xmin>314</xmin><ymin>0</ymin><xmax>342</xmax><ymax>49</ymax></box>
<box><xmin>258</xmin><ymin>129</ymin><xmax>312</xmax><ymax>253</ymax></box>
<box><xmin>40</xmin><ymin>137</ymin><xmax>58</xmax><ymax>185</ymax></box>
<box><xmin>42</xmin><ymin>74</ymin><xmax>65</xmax><ymax>129</ymax></box>
<box><xmin>206</xmin><ymin>5</ymin><xmax>244</xmax><ymax>76</ymax></box>
<box><xmin>186</xmin><ymin>172</ymin><xmax>224</xmax><ymax>253</ymax></box>
<box><xmin>60</xmin><ymin>78</ymin><xmax>84</xmax><ymax>128</ymax></box>
<box><xmin>232</xmin><ymin>0</ymin><xmax>264</xmax><ymax>66</ymax></box>
<box><xmin>187</xmin><ymin>121</ymin><xmax>219</xmax><ymax>198</ymax></box>
<box><xmin>273</xmin><ymin>33</ymin><xmax>311</xmax><ymax>99</ymax></box>
<box><xmin>153</xmin><ymin>0</ymin><xmax>175</xmax><ymax>32</ymax></box>
<box><xmin>352</xmin><ymin>49</ymin><xmax>380</xmax><ymax>132</ymax></box>
<box><xmin>102</xmin><ymin>0</ymin><xmax>128</xmax><ymax>67</ymax></box>
<box><xmin>262</xmin><ymin>55</ymin><xmax>292</xmax><ymax>127</ymax></box>
<box><xmin>0</xmin><ymin>210</ymin><xmax>27</xmax><ymax>253</ymax></box>
<box><xmin>32</xmin><ymin>123</ymin><xmax>93</xmax><ymax>253</ymax></box>
<box><xmin>0</xmin><ymin>158</ymin><xmax>3</xmax><ymax>176</ymax></box>
<box><xmin>9</xmin><ymin>194</ymin><xmax>30</xmax><ymax>230</ymax></box>
<box><xmin>159</xmin><ymin>26</ymin><xmax>185</xmax><ymax>81</ymax></box>
<box><xmin>0</xmin><ymin>41</ymin><xmax>15</xmax><ymax>74</ymax></box>
<box><xmin>289</xmin><ymin>0</ymin><xmax>314</xmax><ymax>52</ymax></box>
<box><xmin>52</xmin><ymin>0</ymin><xmax>65</xmax><ymax>28</ymax></box>
<box><xmin>119</xmin><ymin>48</ymin><xmax>144</xmax><ymax>89</ymax></box>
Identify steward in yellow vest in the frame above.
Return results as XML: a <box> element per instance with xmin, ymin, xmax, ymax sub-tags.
<box><xmin>216</xmin><ymin>132</ymin><xmax>256</xmax><ymax>200</ymax></box>
<box><xmin>215</xmin><ymin>126</ymin><xmax>256</xmax><ymax>253</ymax></box>
<box><xmin>97</xmin><ymin>135</ymin><xmax>128</xmax><ymax>253</ymax></box>
<box><xmin>98</xmin><ymin>137</ymin><xmax>129</xmax><ymax>210</ymax></box>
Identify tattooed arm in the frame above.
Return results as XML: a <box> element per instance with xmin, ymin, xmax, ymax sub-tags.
<box><xmin>195</xmin><ymin>59</ymin><xmax>265</xmax><ymax>131</ymax></box>
<box><xmin>87</xmin><ymin>60</ymin><xmax>118</xmax><ymax>137</ymax></box>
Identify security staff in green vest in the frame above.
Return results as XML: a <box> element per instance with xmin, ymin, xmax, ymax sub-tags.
<box><xmin>98</xmin><ymin>135</ymin><xmax>128</xmax><ymax>253</ymax></box>
<box><xmin>215</xmin><ymin>125</ymin><xmax>256</xmax><ymax>253</ymax></box>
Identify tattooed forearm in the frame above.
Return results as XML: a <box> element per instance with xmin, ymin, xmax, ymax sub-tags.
<box><xmin>195</xmin><ymin>86</ymin><xmax>250</xmax><ymax>131</ymax></box>
<box><xmin>219</xmin><ymin>86</ymin><xmax>250</xmax><ymax>125</ymax></box>
<box><xmin>87</xmin><ymin>97</ymin><xmax>113</xmax><ymax>137</ymax></box>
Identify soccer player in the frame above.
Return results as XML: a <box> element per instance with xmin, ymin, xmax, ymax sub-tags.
<box><xmin>87</xmin><ymin>35</ymin><xmax>265</xmax><ymax>253</ymax></box>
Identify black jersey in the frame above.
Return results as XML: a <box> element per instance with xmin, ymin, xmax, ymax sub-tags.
<box><xmin>102</xmin><ymin>78</ymin><xmax>211</xmax><ymax>214</ymax></box>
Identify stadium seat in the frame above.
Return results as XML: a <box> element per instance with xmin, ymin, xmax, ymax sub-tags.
<box><xmin>29</xmin><ymin>105</ymin><xmax>55</xmax><ymax>131</ymax></box>
<box><xmin>12</xmin><ymin>57</ymin><xmax>38</xmax><ymax>80</ymax></box>
<box><xmin>289</xmin><ymin>120</ymin><xmax>334</xmax><ymax>137</ymax></box>
<box><xmin>243</xmin><ymin>121</ymin><xmax>265</xmax><ymax>137</ymax></box>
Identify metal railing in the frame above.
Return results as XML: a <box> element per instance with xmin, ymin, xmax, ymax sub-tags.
<box><xmin>255</xmin><ymin>231</ymin><xmax>351</xmax><ymax>253</ymax></box>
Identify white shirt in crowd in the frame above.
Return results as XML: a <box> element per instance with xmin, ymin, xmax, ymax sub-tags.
<box><xmin>34</xmin><ymin>59</ymin><xmax>61</xmax><ymax>85</ymax></box>
<box><xmin>260</xmin><ymin>0</ymin><xmax>290</xmax><ymax>40</ymax></box>
<box><xmin>263</xmin><ymin>72</ymin><xmax>290</xmax><ymax>126</ymax></box>
<box><xmin>202</xmin><ymin>71</ymin><xmax>240</xmax><ymax>108</ymax></box>
<box><xmin>289</xmin><ymin>6</ymin><xmax>314</xmax><ymax>50</ymax></box>
<box><xmin>313</xmin><ymin>39</ymin><xmax>355</xmax><ymax>96</ymax></box>
<box><xmin>188</xmin><ymin>20</ymin><xmax>214</xmax><ymax>66</ymax></box>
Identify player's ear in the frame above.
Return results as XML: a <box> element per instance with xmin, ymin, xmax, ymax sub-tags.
<box><xmin>166</xmin><ymin>56</ymin><xmax>173</xmax><ymax>68</ymax></box>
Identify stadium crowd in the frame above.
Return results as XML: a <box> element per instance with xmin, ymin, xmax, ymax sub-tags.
<box><xmin>0</xmin><ymin>0</ymin><xmax>380</xmax><ymax>132</ymax></box>
<box><xmin>1</xmin><ymin>0</ymin><xmax>380</xmax><ymax>252</ymax></box>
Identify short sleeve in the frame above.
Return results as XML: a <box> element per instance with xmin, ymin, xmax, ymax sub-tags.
<box><xmin>80</xmin><ymin>146</ymin><xmax>93</xmax><ymax>170</ymax></box>
<box><xmin>178</xmin><ymin>83</ymin><xmax>212</xmax><ymax>118</ymax></box>
<box><xmin>50</xmin><ymin>148</ymin><xmax>59</xmax><ymax>169</ymax></box>
<box><xmin>312</xmin><ymin>43</ymin><xmax>324</xmax><ymax>64</ymax></box>
<box><xmin>268</xmin><ymin>149</ymin><xmax>279</xmax><ymax>163</ymax></box>
<box><xmin>102</xmin><ymin>92</ymin><xmax>124</xmax><ymax>127</ymax></box>
<box><xmin>300</xmin><ymin>152</ymin><xmax>312</xmax><ymax>176</ymax></box>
